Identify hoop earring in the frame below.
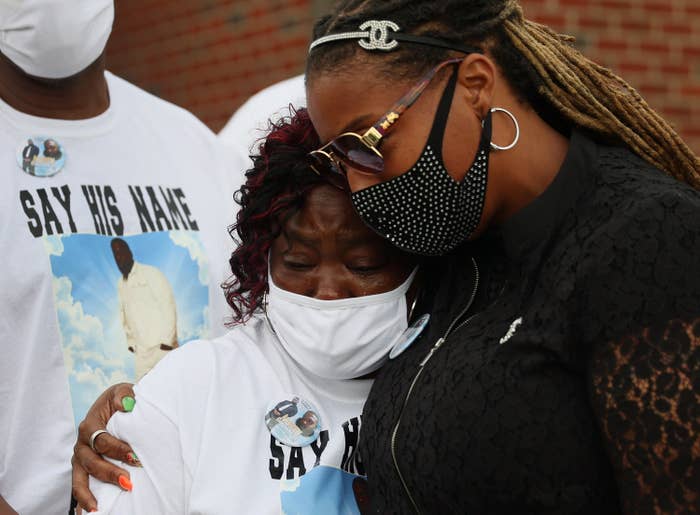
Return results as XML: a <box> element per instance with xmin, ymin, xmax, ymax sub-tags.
<box><xmin>488</xmin><ymin>107</ymin><xmax>520</xmax><ymax>151</ymax></box>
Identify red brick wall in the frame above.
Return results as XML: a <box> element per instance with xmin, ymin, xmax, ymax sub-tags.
<box><xmin>519</xmin><ymin>0</ymin><xmax>700</xmax><ymax>154</ymax></box>
<box><xmin>107</xmin><ymin>0</ymin><xmax>700</xmax><ymax>153</ymax></box>
<box><xmin>107</xmin><ymin>0</ymin><xmax>325</xmax><ymax>132</ymax></box>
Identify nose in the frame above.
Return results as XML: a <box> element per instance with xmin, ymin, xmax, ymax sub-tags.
<box><xmin>313</xmin><ymin>274</ymin><xmax>347</xmax><ymax>300</ymax></box>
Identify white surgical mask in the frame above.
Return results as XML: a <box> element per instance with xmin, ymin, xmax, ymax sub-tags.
<box><xmin>266</xmin><ymin>269</ymin><xmax>417</xmax><ymax>380</ymax></box>
<box><xmin>0</xmin><ymin>0</ymin><xmax>114</xmax><ymax>79</ymax></box>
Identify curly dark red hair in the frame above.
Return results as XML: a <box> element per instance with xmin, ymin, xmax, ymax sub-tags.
<box><xmin>224</xmin><ymin>108</ymin><xmax>334</xmax><ymax>325</ymax></box>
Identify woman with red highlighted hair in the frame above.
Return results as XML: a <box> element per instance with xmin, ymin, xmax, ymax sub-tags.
<box><xmin>77</xmin><ymin>109</ymin><xmax>417</xmax><ymax>514</ymax></box>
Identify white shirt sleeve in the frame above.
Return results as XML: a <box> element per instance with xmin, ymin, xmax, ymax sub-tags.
<box><xmin>88</xmin><ymin>341</ymin><xmax>219</xmax><ymax>514</ymax></box>
<box><xmin>89</xmin><ymin>395</ymin><xmax>189</xmax><ymax>514</ymax></box>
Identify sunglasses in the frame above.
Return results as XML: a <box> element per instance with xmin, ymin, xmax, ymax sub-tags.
<box><xmin>309</xmin><ymin>57</ymin><xmax>467</xmax><ymax>181</ymax></box>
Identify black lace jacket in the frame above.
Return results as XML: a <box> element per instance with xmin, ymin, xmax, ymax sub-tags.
<box><xmin>361</xmin><ymin>132</ymin><xmax>700</xmax><ymax>514</ymax></box>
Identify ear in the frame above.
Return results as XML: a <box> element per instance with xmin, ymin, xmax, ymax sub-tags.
<box><xmin>456</xmin><ymin>54</ymin><xmax>496</xmax><ymax>120</ymax></box>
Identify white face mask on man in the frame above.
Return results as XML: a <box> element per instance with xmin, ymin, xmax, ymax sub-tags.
<box><xmin>266</xmin><ymin>268</ymin><xmax>417</xmax><ymax>380</ymax></box>
<box><xmin>0</xmin><ymin>0</ymin><xmax>114</xmax><ymax>79</ymax></box>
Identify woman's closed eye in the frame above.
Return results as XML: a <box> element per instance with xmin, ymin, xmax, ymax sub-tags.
<box><xmin>283</xmin><ymin>258</ymin><xmax>316</xmax><ymax>271</ymax></box>
<box><xmin>347</xmin><ymin>261</ymin><xmax>387</xmax><ymax>275</ymax></box>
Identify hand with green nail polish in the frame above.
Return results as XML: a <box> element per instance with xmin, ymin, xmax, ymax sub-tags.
<box><xmin>71</xmin><ymin>382</ymin><xmax>138</xmax><ymax>512</ymax></box>
<box><xmin>122</xmin><ymin>396</ymin><xmax>135</xmax><ymax>412</ymax></box>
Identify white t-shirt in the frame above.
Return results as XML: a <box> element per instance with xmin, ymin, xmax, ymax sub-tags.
<box><xmin>0</xmin><ymin>72</ymin><xmax>243</xmax><ymax>514</ymax></box>
<box><xmin>218</xmin><ymin>74</ymin><xmax>306</xmax><ymax>165</ymax></box>
<box><xmin>91</xmin><ymin>316</ymin><xmax>372</xmax><ymax>514</ymax></box>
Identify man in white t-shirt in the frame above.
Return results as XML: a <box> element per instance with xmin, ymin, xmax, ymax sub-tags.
<box><xmin>0</xmin><ymin>1</ymin><xmax>242</xmax><ymax>513</ymax></box>
<box><xmin>112</xmin><ymin>238</ymin><xmax>179</xmax><ymax>380</ymax></box>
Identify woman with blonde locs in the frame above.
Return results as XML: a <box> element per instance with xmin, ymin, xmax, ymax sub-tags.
<box><xmin>306</xmin><ymin>0</ymin><xmax>700</xmax><ymax>513</ymax></box>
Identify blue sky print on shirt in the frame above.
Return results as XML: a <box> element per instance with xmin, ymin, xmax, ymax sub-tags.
<box><xmin>280</xmin><ymin>466</ymin><xmax>368</xmax><ymax>515</ymax></box>
<box><xmin>45</xmin><ymin>231</ymin><xmax>210</xmax><ymax>427</ymax></box>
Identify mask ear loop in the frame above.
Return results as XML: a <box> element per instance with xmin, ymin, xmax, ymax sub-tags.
<box><xmin>262</xmin><ymin>290</ymin><xmax>278</xmax><ymax>335</ymax></box>
<box><xmin>486</xmin><ymin>107</ymin><xmax>520</xmax><ymax>151</ymax></box>
<box><xmin>264</xmin><ymin>250</ymin><xmax>274</xmax><ymax>331</ymax></box>
<box><xmin>406</xmin><ymin>267</ymin><xmax>422</xmax><ymax>322</ymax></box>
<box><xmin>407</xmin><ymin>295</ymin><xmax>418</xmax><ymax>322</ymax></box>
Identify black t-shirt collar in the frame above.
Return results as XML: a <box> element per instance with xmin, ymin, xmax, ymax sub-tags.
<box><xmin>497</xmin><ymin>130</ymin><xmax>600</xmax><ymax>265</ymax></box>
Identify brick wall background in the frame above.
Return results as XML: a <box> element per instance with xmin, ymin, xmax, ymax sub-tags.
<box><xmin>107</xmin><ymin>0</ymin><xmax>332</xmax><ymax>132</ymax></box>
<box><xmin>107</xmin><ymin>0</ymin><xmax>700</xmax><ymax>153</ymax></box>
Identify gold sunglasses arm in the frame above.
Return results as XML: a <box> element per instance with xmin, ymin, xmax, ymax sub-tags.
<box><xmin>361</xmin><ymin>57</ymin><xmax>465</xmax><ymax>147</ymax></box>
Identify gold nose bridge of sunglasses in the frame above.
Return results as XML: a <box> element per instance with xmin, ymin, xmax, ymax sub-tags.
<box><xmin>310</xmin><ymin>149</ymin><xmax>343</xmax><ymax>175</ymax></box>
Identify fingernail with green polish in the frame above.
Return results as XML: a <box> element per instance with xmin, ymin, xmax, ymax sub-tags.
<box><xmin>127</xmin><ymin>451</ymin><xmax>142</xmax><ymax>467</ymax></box>
<box><xmin>122</xmin><ymin>396</ymin><xmax>135</xmax><ymax>412</ymax></box>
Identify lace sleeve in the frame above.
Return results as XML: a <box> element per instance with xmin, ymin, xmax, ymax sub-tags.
<box><xmin>585</xmin><ymin>191</ymin><xmax>700</xmax><ymax>514</ymax></box>
<box><xmin>590</xmin><ymin>318</ymin><xmax>700</xmax><ymax>513</ymax></box>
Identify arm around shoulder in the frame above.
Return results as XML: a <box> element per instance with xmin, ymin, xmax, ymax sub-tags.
<box><xmin>90</xmin><ymin>342</ymin><xmax>217</xmax><ymax>513</ymax></box>
<box><xmin>0</xmin><ymin>495</ymin><xmax>18</xmax><ymax>515</ymax></box>
<box><xmin>584</xmin><ymin>192</ymin><xmax>700</xmax><ymax>513</ymax></box>
<box><xmin>89</xmin><ymin>391</ymin><xmax>188</xmax><ymax>513</ymax></box>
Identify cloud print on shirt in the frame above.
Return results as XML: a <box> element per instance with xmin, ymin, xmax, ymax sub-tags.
<box><xmin>47</xmin><ymin>231</ymin><xmax>211</xmax><ymax>425</ymax></box>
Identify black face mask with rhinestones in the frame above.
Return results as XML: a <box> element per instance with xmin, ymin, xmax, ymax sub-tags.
<box><xmin>351</xmin><ymin>68</ymin><xmax>492</xmax><ymax>256</ymax></box>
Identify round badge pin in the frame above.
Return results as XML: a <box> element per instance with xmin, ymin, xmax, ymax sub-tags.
<box><xmin>265</xmin><ymin>395</ymin><xmax>323</xmax><ymax>447</ymax></box>
<box><xmin>17</xmin><ymin>137</ymin><xmax>66</xmax><ymax>177</ymax></box>
<box><xmin>389</xmin><ymin>313</ymin><xmax>431</xmax><ymax>360</ymax></box>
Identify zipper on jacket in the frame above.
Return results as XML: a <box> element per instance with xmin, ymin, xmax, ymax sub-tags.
<box><xmin>390</xmin><ymin>258</ymin><xmax>480</xmax><ymax>514</ymax></box>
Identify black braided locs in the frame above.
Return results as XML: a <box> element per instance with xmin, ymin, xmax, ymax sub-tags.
<box><xmin>307</xmin><ymin>0</ymin><xmax>700</xmax><ymax>188</ymax></box>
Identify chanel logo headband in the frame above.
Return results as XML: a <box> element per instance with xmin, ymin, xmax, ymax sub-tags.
<box><xmin>309</xmin><ymin>20</ymin><xmax>482</xmax><ymax>55</ymax></box>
